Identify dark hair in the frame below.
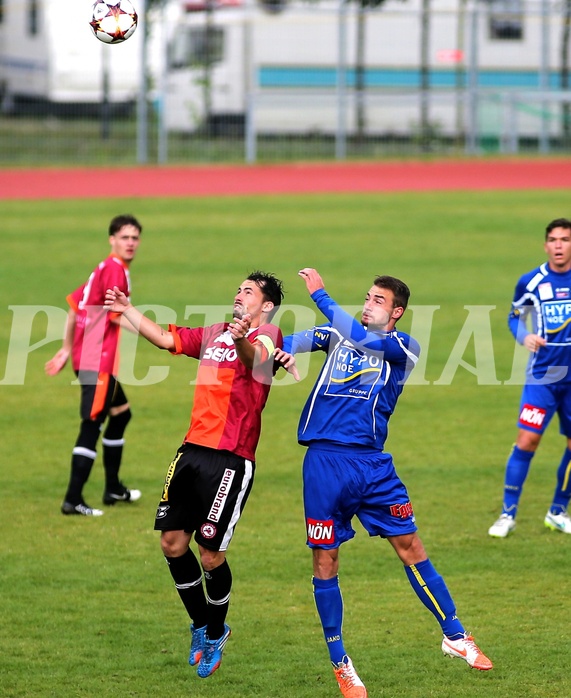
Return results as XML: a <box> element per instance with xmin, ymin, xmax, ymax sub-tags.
<box><xmin>374</xmin><ymin>275</ymin><xmax>410</xmax><ymax>312</ymax></box>
<box><xmin>109</xmin><ymin>214</ymin><xmax>143</xmax><ymax>236</ymax></box>
<box><xmin>247</xmin><ymin>270</ymin><xmax>284</xmax><ymax>320</ymax></box>
<box><xmin>545</xmin><ymin>218</ymin><xmax>571</xmax><ymax>238</ymax></box>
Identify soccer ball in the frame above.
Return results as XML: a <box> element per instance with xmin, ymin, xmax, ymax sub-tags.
<box><xmin>89</xmin><ymin>1</ymin><xmax>138</xmax><ymax>45</ymax></box>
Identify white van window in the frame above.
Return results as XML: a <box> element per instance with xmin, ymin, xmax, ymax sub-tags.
<box><xmin>487</xmin><ymin>0</ymin><xmax>523</xmax><ymax>41</ymax></box>
<box><xmin>28</xmin><ymin>0</ymin><xmax>40</xmax><ymax>35</ymax></box>
<box><xmin>169</xmin><ymin>26</ymin><xmax>225</xmax><ymax>69</ymax></box>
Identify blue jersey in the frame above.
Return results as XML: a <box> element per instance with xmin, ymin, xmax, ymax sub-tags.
<box><xmin>283</xmin><ymin>289</ymin><xmax>420</xmax><ymax>450</ymax></box>
<box><xmin>508</xmin><ymin>263</ymin><xmax>571</xmax><ymax>384</ymax></box>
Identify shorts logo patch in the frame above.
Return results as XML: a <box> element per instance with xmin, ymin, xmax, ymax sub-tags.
<box><xmin>519</xmin><ymin>403</ymin><xmax>546</xmax><ymax>428</ymax></box>
<box><xmin>201</xmin><ymin>523</ymin><xmax>217</xmax><ymax>539</ymax></box>
<box><xmin>155</xmin><ymin>505</ymin><xmax>170</xmax><ymax>519</ymax></box>
<box><xmin>389</xmin><ymin>502</ymin><xmax>414</xmax><ymax>519</ymax></box>
<box><xmin>307</xmin><ymin>518</ymin><xmax>335</xmax><ymax>545</ymax></box>
<box><xmin>207</xmin><ymin>468</ymin><xmax>235</xmax><ymax>523</ymax></box>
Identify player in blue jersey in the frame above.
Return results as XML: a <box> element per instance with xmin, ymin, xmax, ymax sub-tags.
<box><xmin>489</xmin><ymin>218</ymin><xmax>571</xmax><ymax>538</ymax></box>
<box><xmin>275</xmin><ymin>268</ymin><xmax>492</xmax><ymax>698</ymax></box>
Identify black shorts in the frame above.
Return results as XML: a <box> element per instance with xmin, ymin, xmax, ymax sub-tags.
<box><xmin>77</xmin><ymin>371</ymin><xmax>128</xmax><ymax>422</ymax></box>
<box><xmin>154</xmin><ymin>442</ymin><xmax>255</xmax><ymax>552</ymax></box>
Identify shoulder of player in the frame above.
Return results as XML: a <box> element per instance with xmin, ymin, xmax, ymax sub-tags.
<box><xmin>385</xmin><ymin>330</ymin><xmax>421</xmax><ymax>357</ymax></box>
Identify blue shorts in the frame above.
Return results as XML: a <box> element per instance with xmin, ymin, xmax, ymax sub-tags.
<box><xmin>517</xmin><ymin>383</ymin><xmax>571</xmax><ymax>437</ymax></box>
<box><xmin>302</xmin><ymin>443</ymin><xmax>417</xmax><ymax>549</ymax></box>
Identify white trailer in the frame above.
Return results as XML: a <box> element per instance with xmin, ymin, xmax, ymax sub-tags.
<box><xmin>0</xmin><ymin>0</ymin><xmax>147</xmax><ymax>114</ymax></box>
<box><xmin>162</xmin><ymin>0</ymin><xmax>562</xmax><ymax>137</ymax></box>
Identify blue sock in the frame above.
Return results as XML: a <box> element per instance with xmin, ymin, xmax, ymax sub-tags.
<box><xmin>550</xmin><ymin>448</ymin><xmax>571</xmax><ymax>515</ymax></box>
<box><xmin>313</xmin><ymin>576</ymin><xmax>346</xmax><ymax>664</ymax></box>
<box><xmin>502</xmin><ymin>445</ymin><xmax>535</xmax><ymax>517</ymax></box>
<box><xmin>405</xmin><ymin>559</ymin><xmax>465</xmax><ymax>640</ymax></box>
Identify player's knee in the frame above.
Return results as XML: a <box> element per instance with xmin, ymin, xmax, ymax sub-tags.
<box><xmin>104</xmin><ymin>408</ymin><xmax>132</xmax><ymax>440</ymax></box>
<box><xmin>199</xmin><ymin>548</ymin><xmax>226</xmax><ymax>571</ymax></box>
<box><xmin>160</xmin><ymin>531</ymin><xmax>188</xmax><ymax>558</ymax></box>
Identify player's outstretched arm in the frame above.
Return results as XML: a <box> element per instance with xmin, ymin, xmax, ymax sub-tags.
<box><xmin>105</xmin><ymin>286</ymin><xmax>175</xmax><ymax>351</ymax></box>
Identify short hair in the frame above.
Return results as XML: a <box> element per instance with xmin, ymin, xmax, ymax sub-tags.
<box><xmin>545</xmin><ymin>218</ymin><xmax>571</xmax><ymax>238</ymax></box>
<box><xmin>247</xmin><ymin>270</ymin><xmax>284</xmax><ymax>320</ymax></box>
<box><xmin>373</xmin><ymin>275</ymin><xmax>410</xmax><ymax>312</ymax></box>
<box><xmin>109</xmin><ymin>214</ymin><xmax>142</xmax><ymax>236</ymax></box>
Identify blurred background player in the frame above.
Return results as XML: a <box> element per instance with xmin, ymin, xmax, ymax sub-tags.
<box><xmin>45</xmin><ymin>214</ymin><xmax>142</xmax><ymax>516</ymax></box>
<box><xmin>275</xmin><ymin>269</ymin><xmax>492</xmax><ymax>698</ymax></box>
<box><xmin>104</xmin><ymin>272</ymin><xmax>284</xmax><ymax>679</ymax></box>
<box><xmin>489</xmin><ymin>218</ymin><xmax>571</xmax><ymax>537</ymax></box>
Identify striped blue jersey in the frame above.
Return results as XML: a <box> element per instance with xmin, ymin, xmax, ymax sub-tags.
<box><xmin>508</xmin><ymin>263</ymin><xmax>571</xmax><ymax>384</ymax></box>
<box><xmin>283</xmin><ymin>289</ymin><xmax>421</xmax><ymax>450</ymax></box>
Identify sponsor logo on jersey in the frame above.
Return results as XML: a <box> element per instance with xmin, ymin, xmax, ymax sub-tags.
<box><xmin>200</xmin><ymin>523</ymin><xmax>217</xmax><ymax>539</ymax></box>
<box><xmin>538</xmin><ymin>282</ymin><xmax>554</xmax><ymax>300</ymax></box>
<box><xmin>543</xmin><ymin>299</ymin><xmax>571</xmax><ymax>334</ymax></box>
<box><xmin>325</xmin><ymin>344</ymin><xmax>383</xmax><ymax>399</ymax></box>
<box><xmin>519</xmin><ymin>403</ymin><xmax>546</xmax><ymax>428</ymax></box>
<box><xmin>389</xmin><ymin>502</ymin><xmax>414</xmax><ymax>519</ymax></box>
<box><xmin>207</xmin><ymin>468</ymin><xmax>235</xmax><ymax>522</ymax></box>
<box><xmin>307</xmin><ymin>518</ymin><xmax>335</xmax><ymax>544</ymax></box>
<box><xmin>203</xmin><ymin>345</ymin><xmax>238</xmax><ymax>363</ymax></box>
<box><xmin>556</xmin><ymin>287</ymin><xmax>570</xmax><ymax>299</ymax></box>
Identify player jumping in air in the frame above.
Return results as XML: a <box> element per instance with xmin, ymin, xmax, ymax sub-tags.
<box><xmin>275</xmin><ymin>269</ymin><xmax>492</xmax><ymax>698</ymax></box>
<box><xmin>105</xmin><ymin>272</ymin><xmax>284</xmax><ymax>679</ymax></box>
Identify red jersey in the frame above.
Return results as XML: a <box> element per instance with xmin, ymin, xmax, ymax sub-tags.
<box><xmin>67</xmin><ymin>254</ymin><xmax>131</xmax><ymax>374</ymax></box>
<box><xmin>170</xmin><ymin>322</ymin><xmax>283</xmax><ymax>461</ymax></box>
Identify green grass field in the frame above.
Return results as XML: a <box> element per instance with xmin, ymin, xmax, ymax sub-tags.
<box><xmin>2</xmin><ymin>189</ymin><xmax>571</xmax><ymax>698</ymax></box>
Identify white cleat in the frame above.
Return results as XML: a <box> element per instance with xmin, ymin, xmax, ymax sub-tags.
<box><xmin>332</xmin><ymin>655</ymin><xmax>367</xmax><ymax>698</ymax></box>
<box><xmin>442</xmin><ymin>634</ymin><xmax>493</xmax><ymax>671</ymax></box>
<box><xmin>488</xmin><ymin>513</ymin><xmax>515</xmax><ymax>538</ymax></box>
<box><xmin>544</xmin><ymin>509</ymin><xmax>571</xmax><ymax>533</ymax></box>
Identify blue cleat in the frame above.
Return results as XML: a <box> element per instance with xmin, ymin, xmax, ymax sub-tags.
<box><xmin>188</xmin><ymin>624</ymin><xmax>207</xmax><ymax>666</ymax></box>
<box><xmin>196</xmin><ymin>624</ymin><xmax>231</xmax><ymax>678</ymax></box>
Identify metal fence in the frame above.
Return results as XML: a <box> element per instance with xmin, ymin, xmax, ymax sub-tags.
<box><xmin>1</xmin><ymin>0</ymin><xmax>571</xmax><ymax>166</ymax></box>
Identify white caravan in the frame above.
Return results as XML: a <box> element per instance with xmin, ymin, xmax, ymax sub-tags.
<box><xmin>163</xmin><ymin>0</ymin><xmax>560</xmax><ymax>137</ymax></box>
<box><xmin>0</xmin><ymin>0</ymin><xmax>147</xmax><ymax>113</ymax></box>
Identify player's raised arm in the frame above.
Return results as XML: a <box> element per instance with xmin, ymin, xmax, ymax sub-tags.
<box><xmin>105</xmin><ymin>286</ymin><xmax>175</xmax><ymax>351</ymax></box>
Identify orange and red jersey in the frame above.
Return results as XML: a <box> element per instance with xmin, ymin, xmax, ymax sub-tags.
<box><xmin>67</xmin><ymin>254</ymin><xmax>131</xmax><ymax>374</ymax></box>
<box><xmin>169</xmin><ymin>322</ymin><xmax>283</xmax><ymax>461</ymax></box>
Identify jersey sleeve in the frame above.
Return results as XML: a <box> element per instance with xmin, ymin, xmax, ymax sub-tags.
<box><xmin>508</xmin><ymin>275</ymin><xmax>534</xmax><ymax>343</ymax></box>
<box><xmin>283</xmin><ymin>325</ymin><xmax>332</xmax><ymax>354</ymax></box>
<box><xmin>66</xmin><ymin>285</ymin><xmax>84</xmax><ymax>313</ymax></box>
<box><xmin>310</xmin><ymin>288</ymin><xmax>420</xmax><ymax>364</ymax></box>
<box><xmin>254</xmin><ymin>323</ymin><xmax>283</xmax><ymax>362</ymax></box>
<box><xmin>168</xmin><ymin>325</ymin><xmax>205</xmax><ymax>358</ymax></box>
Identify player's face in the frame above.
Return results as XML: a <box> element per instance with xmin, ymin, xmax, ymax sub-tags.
<box><xmin>233</xmin><ymin>280</ymin><xmax>272</xmax><ymax>325</ymax></box>
<box><xmin>545</xmin><ymin>226</ymin><xmax>571</xmax><ymax>272</ymax></box>
<box><xmin>110</xmin><ymin>225</ymin><xmax>141</xmax><ymax>264</ymax></box>
<box><xmin>362</xmin><ymin>285</ymin><xmax>403</xmax><ymax>330</ymax></box>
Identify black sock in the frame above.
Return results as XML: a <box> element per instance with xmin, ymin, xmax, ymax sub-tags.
<box><xmin>65</xmin><ymin>452</ymin><xmax>96</xmax><ymax>503</ymax></box>
<box><xmin>203</xmin><ymin>559</ymin><xmax>232</xmax><ymax>640</ymax></box>
<box><xmin>165</xmin><ymin>549</ymin><xmax>208</xmax><ymax>628</ymax></box>
<box><xmin>102</xmin><ymin>410</ymin><xmax>131</xmax><ymax>490</ymax></box>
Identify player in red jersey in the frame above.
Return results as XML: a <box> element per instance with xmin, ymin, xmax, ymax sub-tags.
<box><xmin>105</xmin><ymin>271</ymin><xmax>284</xmax><ymax>678</ymax></box>
<box><xmin>45</xmin><ymin>214</ymin><xmax>143</xmax><ymax>516</ymax></box>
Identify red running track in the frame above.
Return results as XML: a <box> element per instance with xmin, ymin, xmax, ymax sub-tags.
<box><xmin>0</xmin><ymin>159</ymin><xmax>570</xmax><ymax>200</ymax></box>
